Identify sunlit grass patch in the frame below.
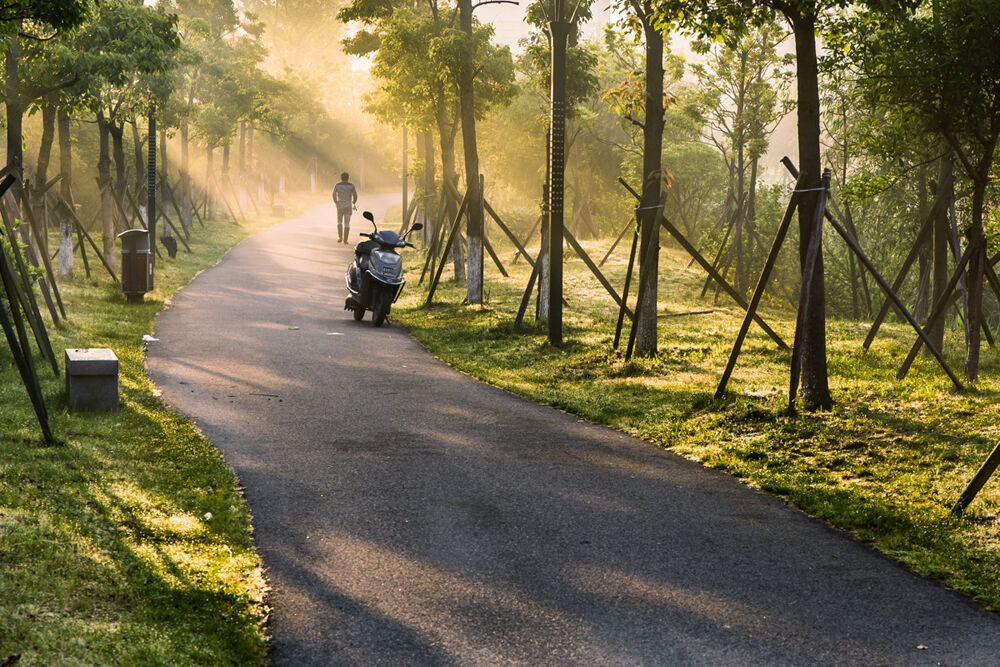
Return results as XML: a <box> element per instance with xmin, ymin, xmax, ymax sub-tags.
<box><xmin>394</xmin><ymin>231</ymin><xmax>1000</xmax><ymax>611</ymax></box>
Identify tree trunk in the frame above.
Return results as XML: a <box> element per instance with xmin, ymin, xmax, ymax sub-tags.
<box><xmin>437</xmin><ymin>99</ymin><xmax>464</xmax><ymax>281</ymax></box>
<box><xmin>635</xmin><ymin>5</ymin><xmax>665</xmax><ymax>356</ymax></box>
<box><xmin>109</xmin><ymin>121</ymin><xmax>127</xmax><ymax>201</ymax></box>
<box><xmin>791</xmin><ymin>14</ymin><xmax>831</xmax><ymax>409</ymax></box>
<box><xmin>929</xmin><ymin>156</ymin><xmax>953</xmax><ymax>353</ymax></box>
<box><xmin>36</xmin><ymin>102</ymin><xmax>55</xmax><ymax>187</ymax></box>
<box><xmin>57</xmin><ymin>108</ymin><xmax>73</xmax><ymax>278</ymax></box>
<box><xmin>180</xmin><ymin>119</ymin><xmax>192</xmax><ymax>230</ymax></box>
<box><xmin>222</xmin><ymin>143</ymin><xmax>230</xmax><ymax>219</ymax></box>
<box><xmin>131</xmin><ymin>121</ymin><xmax>145</xmax><ymax>207</ymax></box>
<box><xmin>206</xmin><ymin>145</ymin><xmax>216</xmax><ymax>220</ymax></box>
<box><xmin>422</xmin><ymin>130</ymin><xmax>435</xmax><ymax>246</ymax></box>
<box><xmin>96</xmin><ymin>111</ymin><xmax>116</xmax><ymax>269</ymax></box>
<box><xmin>458</xmin><ymin>0</ymin><xmax>484</xmax><ymax>304</ymax></box>
<box><xmin>6</xmin><ymin>28</ymin><xmax>23</xmax><ymax>179</ymax></box>
<box><xmin>966</xmin><ymin>176</ymin><xmax>988</xmax><ymax>383</ymax></box>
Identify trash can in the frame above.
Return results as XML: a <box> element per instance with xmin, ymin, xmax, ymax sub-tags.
<box><xmin>118</xmin><ymin>229</ymin><xmax>152</xmax><ymax>304</ymax></box>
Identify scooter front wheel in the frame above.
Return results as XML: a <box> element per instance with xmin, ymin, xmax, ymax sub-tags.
<box><xmin>353</xmin><ymin>305</ymin><xmax>365</xmax><ymax>321</ymax></box>
<box><xmin>372</xmin><ymin>287</ymin><xmax>392</xmax><ymax>327</ymax></box>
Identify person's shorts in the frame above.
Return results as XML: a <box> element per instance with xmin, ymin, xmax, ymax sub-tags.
<box><xmin>337</xmin><ymin>208</ymin><xmax>352</xmax><ymax>225</ymax></box>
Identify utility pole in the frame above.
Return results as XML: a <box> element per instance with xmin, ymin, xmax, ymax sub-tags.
<box><xmin>402</xmin><ymin>126</ymin><xmax>408</xmax><ymax>227</ymax></box>
<box><xmin>547</xmin><ymin>1</ymin><xmax>570</xmax><ymax>345</ymax></box>
<box><xmin>148</xmin><ymin>109</ymin><xmax>156</xmax><ymax>273</ymax></box>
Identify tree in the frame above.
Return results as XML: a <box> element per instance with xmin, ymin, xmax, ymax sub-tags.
<box><xmin>692</xmin><ymin>19</ymin><xmax>792</xmax><ymax>293</ymax></box>
<box><xmin>846</xmin><ymin>0</ymin><xmax>1000</xmax><ymax>382</ymax></box>
<box><xmin>63</xmin><ymin>0</ymin><xmax>180</xmax><ymax>266</ymax></box>
<box><xmin>652</xmin><ymin>0</ymin><xmax>917</xmax><ymax>408</ymax></box>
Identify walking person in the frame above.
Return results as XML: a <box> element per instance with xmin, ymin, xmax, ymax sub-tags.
<box><xmin>333</xmin><ymin>172</ymin><xmax>359</xmax><ymax>243</ymax></box>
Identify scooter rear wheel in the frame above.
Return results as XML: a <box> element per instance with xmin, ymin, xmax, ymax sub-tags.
<box><xmin>352</xmin><ymin>305</ymin><xmax>365</xmax><ymax>321</ymax></box>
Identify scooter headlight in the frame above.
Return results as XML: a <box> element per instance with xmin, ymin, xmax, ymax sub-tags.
<box><xmin>372</xmin><ymin>250</ymin><xmax>401</xmax><ymax>265</ymax></box>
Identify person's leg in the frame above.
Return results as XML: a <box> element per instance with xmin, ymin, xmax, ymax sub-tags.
<box><xmin>342</xmin><ymin>212</ymin><xmax>351</xmax><ymax>243</ymax></box>
<box><xmin>337</xmin><ymin>209</ymin><xmax>346</xmax><ymax>242</ymax></box>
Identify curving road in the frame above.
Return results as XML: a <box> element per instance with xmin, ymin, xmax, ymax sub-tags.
<box><xmin>148</xmin><ymin>195</ymin><xmax>1000</xmax><ymax>665</ymax></box>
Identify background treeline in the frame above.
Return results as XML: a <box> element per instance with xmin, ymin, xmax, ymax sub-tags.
<box><xmin>354</xmin><ymin>0</ymin><xmax>1000</xmax><ymax>393</ymax></box>
<box><xmin>7</xmin><ymin>0</ymin><xmax>394</xmax><ymax>278</ymax></box>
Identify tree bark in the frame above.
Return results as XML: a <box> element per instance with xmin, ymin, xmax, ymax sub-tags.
<box><xmin>929</xmin><ymin>157</ymin><xmax>953</xmax><ymax>353</ymax></box>
<box><xmin>36</xmin><ymin>102</ymin><xmax>55</xmax><ymax>187</ymax></box>
<box><xmin>109</xmin><ymin>121</ymin><xmax>127</xmax><ymax>200</ymax></box>
<box><xmin>131</xmin><ymin>121</ymin><xmax>145</xmax><ymax>206</ymax></box>
<box><xmin>57</xmin><ymin>108</ymin><xmax>73</xmax><ymax>278</ymax></box>
<box><xmin>458</xmin><ymin>0</ymin><xmax>484</xmax><ymax>304</ymax></box>
<box><xmin>437</xmin><ymin>99</ymin><xmax>464</xmax><ymax>281</ymax></box>
<box><xmin>180</xmin><ymin>119</ymin><xmax>192</xmax><ymax>230</ymax></box>
<box><xmin>791</xmin><ymin>14</ymin><xmax>831</xmax><ymax>409</ymax></box>
<box><xmin>422</xmin><ymin>130</ymin><xmax>435</xmax><ymax>246</ymax></box>
<box><xmin>206</xmin><ymin>145</ymin><xmax>216</xmax><ymax>220</ymax></box>
<box><xmin>635</xmin><ymin>2</ymin><xmax>665</xmax><ymax>356</ymax></box>
<box><xmin>96</xmin><ymin>110</ymin><xmax>116</xmax><ymax>269</ymax></box>
<box><xmin>6</xmin><ymin>29</ymin><xmax>23</xmax><ymax>179</ymax></box>
<box><xmin>966</xmin><ymin>177</ymin><xmax>987</xmax><ymax>382</ymax></box>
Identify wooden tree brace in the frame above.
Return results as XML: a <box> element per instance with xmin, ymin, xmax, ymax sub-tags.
<box><xmin>716</xmin><ymin>192</ymin><xmax>800</xmax><ymax>398</ymax></box>
<box><xmin>425</xmin><ymin>189</ymin><xmax>470</xmax><ymax>305</ymax></box>
<box><xmin>613</xmin><ymin>226</ymin><xmax>639</xmax><ymax>350</ymax></box>
<box><xmin>953</xmin><ymin>441</ymin><xmax>1000</xmax><ymax>514</ymax></box>
<box><xmin>599</xmin><ymin>218</ymin><xmax>634</xmax><ymax>267</ymax></box>
<box><xmin>781</xmin><ymin>159</ymin><xmax>963</xmax><ymax>391</ymax></box>
<box><xmin>563</xmin><ymin>226</ymin><xmax>632</xmax><ymax>320</ymax></box>
<box><xmin>618</xmin><ymin>177</ymin><xmax>788</xmax><ymax>350</ymax></box>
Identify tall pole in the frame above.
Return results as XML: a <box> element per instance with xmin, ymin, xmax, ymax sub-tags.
<box><xmin>148</xmin><ymin>110</ymin><xmax>156</xmax><ymax>271</ymax></box>
<box><xmin>402</xmin><ymin>126</ymin><xmax>408</xmax><ymax>226</ymax></box>
<box><xmin>547</xmin><ymin>5</ymin><xmax>570</xmax><ymax>345</ymax></box>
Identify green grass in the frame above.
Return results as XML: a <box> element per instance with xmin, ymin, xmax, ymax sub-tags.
<box><xmin>0</xmin><ymin>195</ymin><xmax>325</xmax><ymax>665</ymax></box>
<box><xmin>393</xmin><ymin>231</ymin><xmax>1000</xmax><ymax>611</ymax></box>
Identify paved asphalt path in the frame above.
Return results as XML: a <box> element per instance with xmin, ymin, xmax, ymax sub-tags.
<box><xmin>148</xmin><ymin>194</ymin><xmax>1000</xmax><ymax>665</ymax></box>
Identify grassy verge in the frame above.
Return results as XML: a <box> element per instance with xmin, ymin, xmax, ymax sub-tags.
<box><xmin>393</xmin><ymin>232</ymin><xmax>1000</xmax><ymax>611</ymax></box>
<box><xmin>0</xmin><ymin>194</ymin><xmax>324</xmax><ymax>664</ymax></box>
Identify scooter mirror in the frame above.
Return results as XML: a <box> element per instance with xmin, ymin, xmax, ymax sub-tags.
<box><xmin>363</xmin><ymin>211</ymin><xmax>374</xmax><ymax>222</ymax></box>
<box><xmin>410</xmin><ymin>222</ymin><xmax>424</xmax><ymax>232</ymax></box>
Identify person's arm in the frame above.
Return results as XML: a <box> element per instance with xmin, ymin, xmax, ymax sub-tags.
<box><xmin>352</xmin><ymin>184</ymin><xmax>358</xmax><ymax>209</ymax></box>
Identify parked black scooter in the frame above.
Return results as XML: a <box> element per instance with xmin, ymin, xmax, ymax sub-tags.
<box><xmin>344</xmin><ymin>211</ymin><xmax>422</xmax><ymax>327</ymax></box>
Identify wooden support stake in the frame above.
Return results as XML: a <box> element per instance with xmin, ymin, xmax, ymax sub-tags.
<box><xmin>0</xmin><ymin>264</ymin><xmax>53</xmax><ymax>443</ymax></box>
<box><xmin>788</xmin><ymin>159</ymin><xmax>962</xmax><ymax>391</ymax></box>
<box><xmin>618</xmin><ymin>176</ymin><xmax>788</xmax><ymax>349</ymax></box>
<box><xmin>483</xmin><ymin>233</ymin><xmax>508</xmax><ymax>277</ymax></box>
<box><xmin>425</xmin><ymin>191</ymin><xmax>470</xmax><ymax>305</ymax></box>
<box><xmin>716</xmin><ymin>193</ymin><xmax>800</xmax><ymax>398</ymax></box>
<box><xmin>599</xmin><ymin>219</ymin><xmax>633</xmax><ymax>267</ymax></box>
<box><xmin>484</xmin><ymin>198</ymin><xmax>535</xmax><ymax>267</ymax></box>
<box><xmin>161</xmin><ymin>213</ymin><xmax>192</xmax><ymax>253</ymax></box>
<box><xmin>57</xmin><ymin>199</ymin><xmax>120</xmax><ymax>284</ymax></box>
<box><xmin>419</xmin><ymin>189</ymin><xmax>452</xmax><ymax>286</ymax></box>
<box><xmin>613</xmin><ymin>226</ymin><xmax>639</xmax><ymax>350</ymax></box>
<box><xmin>563</xmin><ymin>226</ymin><xmax>632</xmax><ymax>320</ymax></box>
<box><xmin>953</xmin><ymin>441</ymin><xmax>1000</xmax><ymax>514</ymax></box>
<box><xmin>0</xmin><ymin>198</ymin><xmax>59</xmax><ymax>375</ymax></box>
<box><xmin>515</xmin><ymin>253</ymin><xmax>542</xmax><ymax>328</ymax></box>
<box><xmin>897</xmin><ymin>243</ymin><xmax>974</xmax><ymax>381</ymax></box>
<box><xmin>16</xmin><ymin>186</ymin><xmax>66</xmax><ymax>320</ymax></box>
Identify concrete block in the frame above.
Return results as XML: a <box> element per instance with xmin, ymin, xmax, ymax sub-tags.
<box><xmin>271</xmin><ymin>203</ymin><xmax>286</xmax><ymax>217</ymax></box>
<box><xmin>65</xmin><ymin>348</ymin><xmax>119</xmax><ymax>411</ymax></box>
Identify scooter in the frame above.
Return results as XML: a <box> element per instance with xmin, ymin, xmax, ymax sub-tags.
<box><xmin>344</xmin><ymin>211</ymin><xmax>423</xmax><ymax>327</ymax></box>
